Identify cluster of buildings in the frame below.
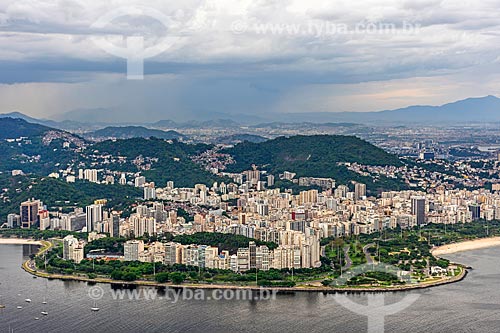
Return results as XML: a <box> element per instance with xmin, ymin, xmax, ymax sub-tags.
<box><xmin>8</xmin><ymin>161</ymin><xmax>500</xmax><ymax>274</ymax></box>
<box><xmin>123</xmin><ymin>238</ymin><xmax>320</xmax><ymax>272</ymax></box>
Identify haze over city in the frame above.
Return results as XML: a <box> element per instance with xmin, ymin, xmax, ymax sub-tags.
<box><xmin>0</xmin><ymin>1</ymin><xmax>499</xmax><ymax>122</ymax></box>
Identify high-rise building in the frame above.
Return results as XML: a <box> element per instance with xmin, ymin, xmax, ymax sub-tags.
<box><xmin>84</xmin><ymin>169</ymin><xmax>98</xmax><ymax>183</ymax></box>
<box><xmin>7</xmin><ymin>214</ymin><xmax>20</xmax><ymax>228</ymax></box>
<box><xmin>334</xmin><ymin>185</ymin><xmax>349</xmax><ymax>198</ymax></box>
<box><xmin>124</xmin><ymin>240</ymin><xmax>145</xmax><ymax>261</ymax></box>
<box><xmin>144</xmin><ymin>185</ymin><xmax>156</xmax><ymax>200</ymax></box>
<box><xmin>249</xmin><ymin>241</ymin><xmax>257</xmax><ymax>269</ymax></box>
<box><xmin>111</xmin><ymin>213</ymin><xmax>120</xmax><ymax>238</ymax></box>
<box><xmin>354</xmin><ymin>183</ymin><xmax>366</xmax><ymax>200</ymax></box>
<box><xmin>411</xmin><ymin>196</ymin><xmax>426</xmax><ymax>226</ymax></box>
<box><xmin>39</xmin><ymin>210</ymin><xmax>50</xmax><ymax>231</ymax></box>
<box><xmin>135</xmin><ymin>176</ymin><xmax>146</xmax><ymax>187</ymax></box>
<box><xmin>267</xmin><ymin>175</ymin><xmax>275</xmax><ymax>187</ymax></box>
<box><xmin>164</xmin><ymin>242</ymin><xmax>180</xmax><ymax>265</ymax></box>
<box><xmin>469</xmin><ymin>204</ymin><xmax>481</xmax><ymax>221</ymax></box>
<box><xmin>237</xmin><ymin>248</ymin><xmax>250</xmax><ymax>271</ymax></box>
<box><xmin>20</xmin><ymin>199</ymin><xmax>40</xmax><ymax>229</ymax></box>
<box><xmin>86</xmin><ymin>204</ymin><xmax>103</xmax><ymax>232</ymax></box>
<box><xmin>256</xmin><ymin>245</ymin><xmax>270</xmax><ymax>271</ymax></box>
<box><xmin>130</xmin><ymin>214</ymin><xmax>156</xmax><ymax>237</ymax></box>
<box><xmin>62</xmin><ymin>235</ymin><xmax>84</xmax><ymax>263</ymax></box>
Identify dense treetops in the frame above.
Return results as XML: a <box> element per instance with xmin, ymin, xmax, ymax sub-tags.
<box><xmin>90</xmin><ymin>137</ymin><xmax>224</xmax><ymax>187</ymax></box>
<box><xmin>0</xmin><ymin>117</ymin><xmax>51</xmax><ymax>139</ymax></box>
<box><xmin>224</xmin><ymin>135</ymin><xmax>401</xmax><ymax>174</ymax></box>
<box><xmin>88</xmin><ymin>126</ymin><xmax>185</xmax><ymax>140</ymax></box>
<box><xmin>224</xmin><ymin>135</ymin><xmax>405</xmax><ymax>192</ymax></box>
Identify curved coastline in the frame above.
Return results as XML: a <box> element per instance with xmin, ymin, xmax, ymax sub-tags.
<box><xmin>15</xmin><ymin>239</ymin><xmax>469</xmax><ymax>294</ymax></box>
<box><xmin>21</xmin><ymin>262</ymin><xmax>468</xmax><ymax>293</ymax></box>
<box><xmin>6</xmin><ymin>235</ymin><xmax>500</xmax><ymax>292</ymax></box>
<box><xmin>431</xmin><ymin>237</ymin><xmax>500</xmax><ymax>256</ymax></box>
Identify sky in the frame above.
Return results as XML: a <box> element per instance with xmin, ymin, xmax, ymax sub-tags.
<box><xmin>0</xmin><ymin>0</ymin><xmax>499</xmax><ymax>122</ymax></box>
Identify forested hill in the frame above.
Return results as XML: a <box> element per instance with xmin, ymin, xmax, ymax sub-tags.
<box><xmin>87</xmin><ymin>126</ymin><xmax>186</xmax><ymax>140</ymax></box>
<box><xmin>224</xmin><ymin>135</ymin><xmax>401</xmax><ymax>172</ymax></box>
<box><xmin>89</xmin><ymin>138</ymin><xmax>226</xmax><ymax>187</ymax></box>
<box><xmin>223</xmin><ymin>135</ymin><xmax>405</xmax><ymax>192</ymax></box>
<box><xmin>0</xmin><ymin>117</ymin><xmax>52</xmax><ymax>139</ymax></box>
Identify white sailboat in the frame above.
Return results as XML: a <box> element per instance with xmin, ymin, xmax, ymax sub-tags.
<box><xmin>25</xmin><ymin>299</ymin><xmax>31</xmax><ymax>303</ymax></box>
<box><xmin>91</xmin><ymin>300</ymin><xmax>100</xmax><ymax>312</ymax></box>
<box><xmin>41</xmin><ymin>311</ymin><xmax>48</xmax><ymax>316</ymax></box>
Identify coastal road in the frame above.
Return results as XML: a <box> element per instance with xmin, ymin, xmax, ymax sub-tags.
<box><xmin>342</xmin><ymin>246</ymin><xmax>352</xmax><ymax>270</ymax></box>
<box><xmin>363</xmin><ymin>243</ymin><xmax>376</xmax><ymax>264</ymax></box>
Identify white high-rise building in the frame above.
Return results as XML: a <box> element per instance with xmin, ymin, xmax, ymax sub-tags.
<box><xmin>135</xmin><ymin>176</ymin><xmax>146</xmax><ymax>187</ymax></box>
<box><xmin>84</xmin><ymin>169</ymin><xmax>98</xmax><ymax>183</ymax></box>
<box><xmin>86</xmin><ymin>204</ymin><xmax>103</xmax><ymax>232</ymax></box>
<box><xmin>62</xmin><ymin>235</ymin><xmax>84</xmax><ymax>263</ymax></box>
<box><xmin>144</xmin><ymin>186</ymin><xmax>156</xmax><ymax>200</ymax></box>
<box><xmin>124</xmin><ymin>240</ymin><xmax>145</xmax><ymax>261</ymax></box>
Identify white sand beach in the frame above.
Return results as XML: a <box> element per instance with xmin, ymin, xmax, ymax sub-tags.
<box><xmin>432</xmin><ymin>237</ymin><xmax>500</xmax><ymax>256</ymax></box>
<box><xmin>0</xmin><ymin>238</ymin><xmax>42</xmax><ymax>246</ymax></box>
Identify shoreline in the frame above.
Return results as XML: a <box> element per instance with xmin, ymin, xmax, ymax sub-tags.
<box><xmin>4</xmin><ymin>235</ymin><xmax>490</xmax><ymax>293</ymax></box>
<box><xmin>17</xmin><ymin>240</ymin><xmax>468</xmax><ymax>293</ymax></box>
<box><xmin>0</xmin><ymin>238</ymin><xmax>42</xmax><ymax>246</ymax></box>
<box><xmin>431</xmin><ymin>237</ymin><xmax>500</xmax><ymax>256</ymax></box>
<box><xmin>21</xmin><ymin>265</ymin><xmax>468</xmax><ymax>293</ymax></box>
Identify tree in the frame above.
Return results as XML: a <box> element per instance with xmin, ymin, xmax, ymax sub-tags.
<box><xmin>170</xmin><ymin>272</ymin><xmax>186</xmax><ymax>284</ymax></box>
<box><xmin>155</xmin><ymin>272</ymin><xmax>170</xmax><ymax>283</ymax></box>
<box><xmin>110</xmin><ymin>270</ymin><xmax>123</xmax><ymax>280</ymax></box>
<box><xmin>122</xmin><ymin>271</ymin><xmax>138</xmax><ymax>281</ymax></box>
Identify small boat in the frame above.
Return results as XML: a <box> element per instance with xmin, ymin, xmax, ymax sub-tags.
<box><xmin>25</xmin><ymin>299</ymin><xmax>32</xmax><ymax>303</ymax></box>
<box><xmin>32</xmin><ymin>276</ymin><xmax>37</xmax><ymax>279</ymax></box>
<box><xmin>42</xmin><ymin>301</ymin><xmax>47</xmax><ymax>305</ymax></box>
<box><xmin>91</xmin><ymin>301</ymin><xmax>100</xmax><ymax>312</ymax></box>
<box><xmin>41</xmin><ymin>311</ymin><xmax>48</xmax><ymax>316</ymax></box>
<box><xmin>16</xmin><ymin>306</ymin><xmax>22</xmax><ymax>309</ymax></box>
<box><xmin>0</xmin><ymin>304</ymin><xmax>5</xmax><ymax>309</ymax></box>
<box><xmin>34</xmin><ymin>317</ymin><xmax>39</xmax><ymax>320</ymax></box>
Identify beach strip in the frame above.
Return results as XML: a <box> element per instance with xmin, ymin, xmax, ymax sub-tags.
<box><xmin>0</xmin><ymin>238</ymin><xmax>42</xmax><ymax>246</ymax></box>
<box><xmin>432</xmin><ymin>237</ymin><xmax>500</xmax><ymax>256</ymax></box>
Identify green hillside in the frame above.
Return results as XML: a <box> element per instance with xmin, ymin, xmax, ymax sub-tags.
<box><xmin>0</xmin><ymin>175</ymin><xmax>142</xmax><ymax>222</ymax></box>
<box><xmin>0</xmin><ymin>118</ymin><xmax>83</xmax><ymax>174</ymax></box>
<box><xmin>88</xmin><ymin>138</ymin><xmax>227</xmax><ymax>187</ymax></box>
<box><xmin>87</xmin><ymin>126</ymin><xmax>186</xmax><ymax>140</ymax></box>
<box><xmin>224</xmin><ymin>135</ymin><xmax>406</xmax><ymax>192</ymax></box>
<box><xmin>0</xmin><ymin>117</ymin><xmax>51</xmax><ymax>139</ymax></box>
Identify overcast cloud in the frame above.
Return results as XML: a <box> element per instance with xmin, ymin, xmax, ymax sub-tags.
<box><xmin>0</xmin><ymin>0</ymin><xmax>499</xmax><ymax>121</ymax></box>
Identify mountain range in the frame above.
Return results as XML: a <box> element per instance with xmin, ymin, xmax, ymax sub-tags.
<box><xmin>85</xmin><ymin>126</ymin><xmax>186</xmax><ymax>141</ymax></box>
<box><xmin>0</xmin><ymin>117</ymin><xmax>406</xmax><ymax>192</ymax></box>
<box><xmin>2</xmin><ymin>95</ymin><xmax>500</xmax><ymax>128</ymax></box>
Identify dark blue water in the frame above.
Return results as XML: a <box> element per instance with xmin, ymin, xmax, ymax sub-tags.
<box><xmin>1</xmin><ymin>244</ymin><xmax>500</xmax><ymax>333</ymax></box>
